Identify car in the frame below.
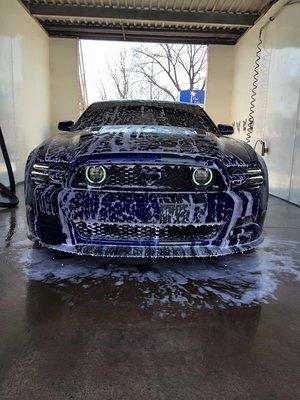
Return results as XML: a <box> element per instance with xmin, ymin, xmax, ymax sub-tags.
<box><xmin>25</xmin><ymin>100</ymin><xmax>268</xmax><ymax>257</ymax></box>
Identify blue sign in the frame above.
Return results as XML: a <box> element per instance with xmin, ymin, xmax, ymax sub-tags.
<box><xmin>179</xmin><ymin>89</ymin><xmax>205</xmax><ymax>104</ymax></box>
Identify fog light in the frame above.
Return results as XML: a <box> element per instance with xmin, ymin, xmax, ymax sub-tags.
<box><xmin>85</xmin><ymin>165</ymin><xmax>106</xmax><ymax>184</ymax></box>
<box><xmin>192</xmin><ymin>167</ymin><xmax>213</xmax><ymax>187</ymax></box>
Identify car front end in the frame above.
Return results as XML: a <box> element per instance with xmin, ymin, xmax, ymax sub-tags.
<box><xmin>25</xmin><ymin>124</ymin><xmax>268</xmax><ymax>258</ymax></box>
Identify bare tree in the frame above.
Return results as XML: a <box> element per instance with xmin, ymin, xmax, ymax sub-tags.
<box><xmin>96</xmin><ymin>44</ymin><xmax>207</xmax><ymax>102</ymax></box>
<box><xmin>178</xmin><ymin>45</ymin><xmax>207</xmax><ymax>91</ymax></box>
<box><xmin>108</xmin><ymin>49</ymin><xmax>135</xmax><ymax>99</ymax></box>
<box><xmin>134</xmin><ymin>60</ymin><xmax>170</xmax><ymax>101</ymax></box>
<box><xmin>99</xmin><ymin>78</ymin><xmax>108</xmax><ymax>100</ymax></box>
<box><xmin>134</xmin><ymin>44</ymin><xmax>207</xmax><ymax>100</ymax></box>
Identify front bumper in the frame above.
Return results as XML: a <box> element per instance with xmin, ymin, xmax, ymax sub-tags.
<box><xmin>28</xmin><ymin>233</ymin><xmax>263</xmax><ymax>257</ymax></box>
<box><xmin>26</xmin><ymin>184</ymin><xmax>265</xmax><ymax>257</ymax></box>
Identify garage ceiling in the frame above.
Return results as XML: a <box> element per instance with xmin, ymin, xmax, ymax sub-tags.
<box><xmin>20</xmin><ymin>0</ymin><xmax>277</xmax><ymax>44</ymax></box>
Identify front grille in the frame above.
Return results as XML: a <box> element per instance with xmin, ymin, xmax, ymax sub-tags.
<box><xmin>105</xmin><ymin>165</ymin><xmax>164</xmax><ymax>187</ymax></box>
<box><xmin>72</xmin><ymin>164</ymin><xmax>226</xmax><ymax>191</ymax></box>
<box><xmin>75</xmin><ymin>221</ymin><xmax>222</xmax><ymax>242</ymax></box>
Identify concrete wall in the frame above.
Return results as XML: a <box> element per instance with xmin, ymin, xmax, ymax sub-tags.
<box><xmin>205</xmin><ymin>0</ymin><xmax>300</xmax><ymax>205</ymax></box>
<box><xmin>0</xmin><ymin>2</ymin><xmax>85</xmax><ymax>185</ymax></box>
<box><xmin>205</xmin><ymin>45</ymin><xmax>235</xmax><ymax>125</ymax></box>
<box><xmin>230</xmin><ymin>0</ymin><xmax>289</xmax><ymax>145</ymax></box>
<box><xmin>205</xmin><ymin>0</ymin><xmax>292</xmax><ymax>144</ymax></box>
<box><xmin>230</xmin><ymin>0</ymin><xmax>300</xmax><ymax>204</ymax></box>
<box><xmin>49</xmin><ymin>38</ymin><xmax>82</xmax><ymax>134</ymax></box>
<box><xmin>0</xmin><ymin>0</ymin><xmax>50</xmax><ymax>184</ymax></box>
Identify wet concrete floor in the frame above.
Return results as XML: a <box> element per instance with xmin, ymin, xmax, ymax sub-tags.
<box><xmin>0</xmin><ymin>185</ymin><xmax>300</xmax><ymax>399</ymax></box>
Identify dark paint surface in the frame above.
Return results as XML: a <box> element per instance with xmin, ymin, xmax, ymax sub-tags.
<box><xmin>25</xmin><ymin>102</ymin><xmax>268</xmax><ymax>256</ymax></box>
<box><xmin>0</xmin><ymin>185</ymin><xmax>300</xmax><ymax>399</ymax></box>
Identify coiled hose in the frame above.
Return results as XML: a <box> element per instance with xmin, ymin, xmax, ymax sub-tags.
<box><xmin>0</xmin><ymin>126</ymin><xmax>19</xmax><ymax>208</ymax></box>
<box><xmin>246</xmin><ymin>28</ymin><xmax>263</xmax><ymax>144</ymax></box>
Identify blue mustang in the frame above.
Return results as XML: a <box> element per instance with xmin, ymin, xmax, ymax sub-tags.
<box><xmin>25</xmin><ymin>100</ymin><xmax>268</xmax><ymax>257</ymax></box>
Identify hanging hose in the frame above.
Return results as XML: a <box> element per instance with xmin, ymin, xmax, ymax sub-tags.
<box><xmin>0</xmin><ymin>126</ymin><xmax>19</xmax><ymax>208</ymax></box>
<box><xmin>245</xmin><ymin>0</ymin><xmax>298</xmax><ymax>144</ymax></box>
<box><xmin>246</xmin><ymin>27</ymin><xmax>263</xmax><ymax>144</ymax></box>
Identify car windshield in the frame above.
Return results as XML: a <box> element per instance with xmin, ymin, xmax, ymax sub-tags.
<box><xmin>72</xmin><ymin>102</ymin><xmax>217</xmax><ymax>133</ymax></box>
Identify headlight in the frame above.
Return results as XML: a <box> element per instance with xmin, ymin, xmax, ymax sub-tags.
<box><xmin>85</xmin><ymin>165</ymin><xmax>107</xmax><ymax>185</ymax></box>
<box><xmin>192</xmin><ymin>167</ymin><xmax>213</xmax><ymax>187</ymax></box>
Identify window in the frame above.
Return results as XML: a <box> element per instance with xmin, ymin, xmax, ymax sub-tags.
<box><xmin>72</xmin><ymin>102</ymin><xmax>216</xmax><ymax>133</ymax></box>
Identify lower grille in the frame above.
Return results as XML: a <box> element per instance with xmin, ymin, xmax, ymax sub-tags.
<box><xmin>36</xmin><ymin>213</ymin><xmax>67</xmax><ymax>244</ymax></box>
<box><xmin>75</xmin><ymin>221</ymin><xmax>221</xmax><ymax>242</ymax></box>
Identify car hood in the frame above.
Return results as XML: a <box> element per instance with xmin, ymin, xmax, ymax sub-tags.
<box><xmin>34</xmin><ymin>125</ymin><xmax>258</xmax><ymax>166</ymax></box>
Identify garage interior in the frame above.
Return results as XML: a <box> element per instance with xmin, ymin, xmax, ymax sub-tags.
<box><xmin>0</xmin><ymin>0</ymin><xmax>300</xmax><ymax>399</ymax></box>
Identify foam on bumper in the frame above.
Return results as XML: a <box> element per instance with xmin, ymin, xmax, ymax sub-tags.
<box><xmin>29</xmin><ymin>233</ymin><xmax>263</xmax><ymax>258</ymax></box>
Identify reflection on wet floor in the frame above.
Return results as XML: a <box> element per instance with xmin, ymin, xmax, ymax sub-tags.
<box><xmin>12</xmin><ymin>236</ymin><xmax>299</xmax><ymax>315</ymax></box>
<box><xmin>1</xmin><ymin>186</ymin><xmax>300</xmax><ymax>314</ymax></box>
<box><xmin>26</xmin><ymin>278</ymin><xmax>262</xmax><ymax>353</ymax></box>
<box><xmin>1</xmin><ymin>187</ymin><xmax>300</xmax><ymax>399</ymax></box>
<box><xmin>4</xmin><ymin>208</ymin><xmax>17</xmax><ymax>247</ymax></box>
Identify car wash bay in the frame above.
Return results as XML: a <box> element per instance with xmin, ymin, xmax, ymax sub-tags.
<box><xmin>0</xmin><ymin>1</ymin><xmax>300</xmax><ymax>399</ymax></box>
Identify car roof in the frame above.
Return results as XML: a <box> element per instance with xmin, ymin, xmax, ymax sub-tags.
<box><xmin>89</xmin><ymin>99</ymin><xmax>204</xmax><ymax>110</ymax></box>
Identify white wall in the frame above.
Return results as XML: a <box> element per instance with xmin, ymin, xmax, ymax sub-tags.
<box><xmin>205</xmin><ymin>45</ymin><xmax>235</xmax><ymax>125</ymax></box>
<box><xmin>205</xmin><ymin>0</ymin><xmax>300</xmax><ymax>204</ymax></box>
<box><xmin>50</xmin><ymin>38</ymin><xmax>82</xmax><ymax>134</ymax></box>
<box><xmin>0</xmin><ymin>0</ymin><xmax>50</xmax><ymax>184</ymax></box>
<box><xmin>230</xmin><ymin>0</ymin><xmax>300</xmax><ymax>204</ymax></box>
<box><xmin>230</xmin><ymin>0</ymin><xmax>289</xmax><ymax>144</ymax></box>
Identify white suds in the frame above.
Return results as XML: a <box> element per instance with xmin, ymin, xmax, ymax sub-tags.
<box><xmin>17</xmin><ymin>237</ymin><xmax>300</xmax><ymax>314</ymax></box>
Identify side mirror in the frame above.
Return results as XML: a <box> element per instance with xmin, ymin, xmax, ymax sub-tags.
<box><xmin>218</xmin><ymin>124</ymin><xmax>234</xmax><ymax>135</ymax></box>
<box><xmin>58</xmin><ymin>120</ymin><xmax>74</xmax><ymax>132</ymax></box>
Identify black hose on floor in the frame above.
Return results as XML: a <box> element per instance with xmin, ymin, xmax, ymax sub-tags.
<box><xmin>0</xmin><ymin>126</ymin><xmax>19</xmax><ymax>208</ymax></box>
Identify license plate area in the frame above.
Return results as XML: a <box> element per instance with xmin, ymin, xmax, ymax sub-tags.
<box><xmin>160</xmin><ymin>203</ymin><xmax>202</xmax><ymax>224</ymax></box>
<box><xmin>63</xmin><ymin>190</ymin><xmax>210</xmax><ymax>225</ymax></box>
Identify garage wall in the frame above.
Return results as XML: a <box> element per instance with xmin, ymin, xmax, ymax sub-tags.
<box><xmin>230</xmin><ymin>0</ymin><xmax>288</xmax><ymax>145</ymax></box>
<box><xmin>205</xmin><ymin>45</ymin><xmax>234</xmax><ymax>125</ymax></box>
<box><xmin>0</xmin><ymin>0</ymin><xmax>50</xmax><ymax>184</ymax></box>
<box><xmin>230</xmin><ymin>0</ymin><xmax>300</xmax><ymax>204</ymax></box>
<box><xmin>50</xmin><ymin>38</ymin><xmax>82</xmax><ymax>134</ymax></box>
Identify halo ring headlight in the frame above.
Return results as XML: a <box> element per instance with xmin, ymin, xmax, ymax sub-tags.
<box><xmin>192</xmin><ymin>167</ymin><xmax>213</xmax><ymax>187</ymax></box>
<box><xmin>85</xmin><ymin>165</ymin><xmax>107</xmax><ymax>185</ymax></box>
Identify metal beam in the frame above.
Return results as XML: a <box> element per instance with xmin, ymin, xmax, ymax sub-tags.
<box><xmin>40</xmin><ymin>22</ymin><xmax>242</xmax><ymax>44</ymax></box>
<box><xmin>28</xmin><ymin>3</ymin><xmax>257</xmax><ymax>27</ymax></box>
<box><xmin>43</xmin><ymin>31</ymin><xmax>238</xmax><ymax>45</ymax></box>
<box><xmin>46</xmin><ymin>31</ymin><xmax>237</xmax><ymax>45</ymax></box>
<box><xmin>42</xmin><ymin>23</ymin><xmax>243</xmax><ymax>38</ymax></box>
